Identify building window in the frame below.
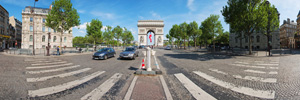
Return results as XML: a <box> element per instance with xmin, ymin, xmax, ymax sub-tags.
<box><xmin>42</xmin><ymin>45</ymin><xmax>45</xmax><ymax>48</ymax></box>
<box><xmin>54</xmin><ymin>29</ymin><xmax>56</xmax><ymax>33</ymax></box>
<box><xmin>29</xmin><ymin>45</ymin><xmax>33</xmax><ymax>48</ymax></box>
<box><xmin>251</xmin><ymin>36</ymin><xmax>254</xmax><ymax>42</ymax></box>
<box><xmin>257</xmin><ymin>36</ymin><xmax>260</xmax><ymax>43</ymax></box>
<box><xmin>53</xmin><ymin>36</ymin><xmax>57</xmax><ymax>42</ymax></box>
<box><xmin>43</xmin><ymin>18</ymin><xmax>45</xmax><ymax>23</ymax></box>
<box><xmin>30</xmin><ymin>17</ymin><xmax>33</xmax><ymax>22</ymax></box>
<box><xmin>235</xmin><ymin>37</ymin><xmax>238</xmax><ymax>43</ymax></box>
<box><xmin>245</xmin><ymin>36</ymin><xmax>248</xmax><ymax>43</ymax></box>
<box><xmin>29</xmin><ymin>35</ymin><xmax>33</xmax><ymax>41</ymax></box>
<box><xmin>42</xmin><ymin>26</ymin><xmax>45</xmax><ymax>32</ymax></box>
<box><xmin>30</xmin><ymin>25</ymin><xmax>33</xmax><ymax>32</ymax></box>
<box><xmin>48</xmin><ymin>28</ymin><xmax>51</xmax><ymax>32</ymax></box>
<box><xmin>64</xmin><ymin>37</ymin><xmax>67</xmax><ymax>42</ymax></box>
<box><xmin>42</xmin><ymin>35</ymin><xmax>45</xmax><ymax>42</ymax></box>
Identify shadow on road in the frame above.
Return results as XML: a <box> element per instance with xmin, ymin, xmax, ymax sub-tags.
<box><xmin>164</xmin><ymin>53</ymin><xmax>234</xmax><ymax>61</ymax></box>
<box><xmin>128</xmin><ymin>66</ymin><xmax>139</xmax><ymax>71</ymax></box>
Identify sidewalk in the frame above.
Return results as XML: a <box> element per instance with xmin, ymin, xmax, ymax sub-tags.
<box><xmin>125</xmin><ymin>50</ymin><xmax>172</xmax><ymax>100</ymax></box>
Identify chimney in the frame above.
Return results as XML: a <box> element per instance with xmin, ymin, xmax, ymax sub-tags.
<box><xmin>287</xmin><ymin>18</ymin><xmax>290</xmax><ymax>24</ymax></box>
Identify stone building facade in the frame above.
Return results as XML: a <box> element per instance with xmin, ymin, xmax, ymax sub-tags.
<box><xmin>279</xmin><ymin>18</ymin><xmax>297</xmax><ymax>49</ymax></box>
<box><xmin>229</xmin><ymin>30</ymin><xmax>280</xmax><ymax>50</ymax></box>
<box><xmin>9</xmin><ymin>16</ymin><xmax>22</xmax><ymax>48</ymax></box>
<box><xmin>0</xmin><ymin>5</ymin><xmax>10</xmax><ymax>49</ymax></box>
<box><xmin>296</xmin><ymin>11</ymin><xmax>300</xmax><ymax>49</ymax></box>
<box><xmin>21</xmin><ymin>6</ymin><xmax>73</xmax><ymax>49</ymax></box>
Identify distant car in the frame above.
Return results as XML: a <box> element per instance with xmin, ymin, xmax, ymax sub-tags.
<box><xmin>165</xmin><ymin>46</ymin><xmax>171</xmax><ymax>50</ymax></box>
<box><xmin>139</xmin><ymin>45</ymin><xmax>145</xmax><ymax>49</ymax></box>
<box><xmin>119</xmin><ymin>47</ymin><xmax>139</xmax><ymax>60</ymax></box>
<box><xmin>92</xmin><ymin>48</ymin><xmax>116</xmax><ymax>60</ymax></box>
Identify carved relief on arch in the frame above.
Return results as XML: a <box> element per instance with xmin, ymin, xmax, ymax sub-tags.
<box><xmin>140</xmin><ymin>36</ymin><xmax>144</xmax><ymax>43</ymax></box>
<box><xmin>158</xmin><ymin>36</ymin><xmax>162</xmax><ymax>43</ymax></box>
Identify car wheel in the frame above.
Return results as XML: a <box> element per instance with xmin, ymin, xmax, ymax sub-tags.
<box><xmin>132</xmin><ymin>56</ymin><xmax>135</xmax><ymax>60</ymax></box>
<box><xmin>136</xmin><ymin>54</ymin><xmax>139</xmax><ymax>57</ymax></box>
<box><xmin>104</xmin><ymin>55</ymin><xmax>108</xmax><ymax>60</ymax></box>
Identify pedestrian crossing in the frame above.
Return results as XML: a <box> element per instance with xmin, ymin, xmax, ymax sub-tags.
<box><xmin>173</xmin><ymin>58</ymin><xmax>280</xmax><ymax>99</ymax></box>
<box><xmin>24</xmin><ymin>57</ymin><xmax>124</xmax><ymax>99</ymax></box>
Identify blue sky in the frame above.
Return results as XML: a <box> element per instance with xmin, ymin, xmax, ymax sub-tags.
<box><xmin>1</xmin><ymin>0</ymin><xmax>300</xmax><ymax>41</ymax></box>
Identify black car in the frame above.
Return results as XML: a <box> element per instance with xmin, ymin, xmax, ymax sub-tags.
<box><xmin>138</xmin><ymin>45</ymin><xmax>145</xmax><ymax>49</ymax></box>
<box><xmin>92</xmin><ymin>48</ymin><xmax>116</xmax><ymax>60</ymax></box>
<box><xmin>119</xmin><ymin>47</ymin><xmax>139</xmax><ymax>60</ymax></box>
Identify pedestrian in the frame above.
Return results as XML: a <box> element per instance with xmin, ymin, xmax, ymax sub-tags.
<box><xmin>76</xmin><ymin>46</ymin><xmax>78</xmax><ymax>50</ymax></box>
<box><xmin>57</xmin><ymin>46</ymin><xmax>60</xmax><ymax>55</ymax></box>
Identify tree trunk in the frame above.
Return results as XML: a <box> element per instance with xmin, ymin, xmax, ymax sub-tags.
<box><xmin>267</xmin><ymin>34</ymin><xmax>270</xmax><ymax>56</ymax></box>
<box><xmin>248</xmin><ymin>34</ymin><xmax>252</xmax><ymax>55</ymax></box>
<box><xmin>60</xmin><ymin>31</ymin><xmax>63</xmax><ymax>55</ymax></box>
<box><xmin>240</xmin><ymin>37</ymin><xmax>242</xmax><ymax>48</ymax></box>
<box><xmin>184</xmin><ymin>37</ymin><xmax>186</xmax><ymax>50</ymax></box>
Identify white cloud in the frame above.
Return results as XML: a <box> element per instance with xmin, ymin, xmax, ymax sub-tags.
<box><xmin>101</xmin><ymin>26</ymin><xmax>108</xmax><ymax>31</ymax></box>
<box><xmin>187</xmin><ymin>0</ymin><xmax>195</xmax><ymax>11</ymax></box>
<box><xmin>91</xmin><ymin>11</ymin><xmax>116</xmax><ymax>20</ymax></box>
<box><xmin>150</xmin><ymin>11</ymin><xmax>162</xmax><ymax>20</ymax></box>
<box><xmin>75</xmin><ymin>22</ymin><xmax>90</xmax><ymax>30</ymax></box>
<box><xmin>77</xmin><ymin>9</ymin><xmax>85</xmax><ymax>13</ymax></box>
<box><xmin>269</xmin><ymin>0</ymin><xmax>300</xmax><ymax>25</ymax></box>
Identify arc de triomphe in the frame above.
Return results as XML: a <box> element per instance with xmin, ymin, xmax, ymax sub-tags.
<box><xmin>137</xmin><ymin>20</ymin><xmax>164</xmax><ymax>46</ymax></box>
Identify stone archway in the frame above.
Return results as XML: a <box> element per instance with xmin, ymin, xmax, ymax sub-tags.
<box><xmin>137</xmin><ymin>20</ymin><xmax>164</xmax><ymax>46</ymax></box>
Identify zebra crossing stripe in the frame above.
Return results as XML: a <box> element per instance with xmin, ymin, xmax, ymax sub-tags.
<box><xmin>31</xmin><ymin>61</ymin><xmax>67</xmax><ymax>66</ymax></box>
<box><xmin>28</xmin><ymin>71</ymin><xmax>105</xmax><ymax>97</ymax></box>
<box><xmin>26</xmin><ymin>65</ymin><xmax>80</xmax><ymax>74</ymax></box>
<box><xmin>193</xmin><ymin>71</ymin><xmax>275</xmax><ymax>99</ymax></box>
<box><xmin>29</xmin><ymin>60</ymin><xmax>62</xmax><ymax>63</ymax></box>
<box><xmin>209</xmin><ymin>69</ymin><xmax>277</xmax><ymax>83</ymax></box>
<box><xmin>26</xmin><ymin>63</ymin><xmax>73</xmax><ymax>69</ymax></box>
<box><xmin>174</xmin><ymin>73</ymin><xmax>217</xmax><ymax>100</ymax></box>
<box><xmin>244</xmin><ymin>69</ymin><xmax>278</xmax><ymax>75</ymax></box>
<box><xmin>231</xmin><ymin>64</ymin><xmax>265</xmax><ymax>69</ymax></box>
<box><xmin>81</xmin><ymin>73</ymin><xmax>122</xmax><ymax>100</ymax></box>
<box><xmin>124</xmin><ymin>76</ymin><xmax>138</xmax><ymax>100</ymax></box>
<box><xmin>256</xmin><ymin>63</ymin><xmax>279</xmax><ymax>66</ymax></box>
<box><xmin>27</xmin><ymin>68</ymin><xmax>91</xmax><ymax>82</ymax></box>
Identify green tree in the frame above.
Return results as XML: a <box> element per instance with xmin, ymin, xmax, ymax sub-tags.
<box><xmin>200</xmin><ymin>14</ymin><xmax>223</xmax><ymax>52</ymax></box>
<box><xmin>103</xmin><ymin>26</ymin><xmax>114</xmax><ymax>46</ymax></box>
<box><xmin>188</xmin><ymin>21</ymin><xmax>202</xmax><ymax>48</ymax></box>
<box><xmin>112</xmin><ymin>26</ymin><xmax>123</xmax><ymax>47</ymax></box>
<box><xmin>216</xmin><ymin>31</ymin><xmax>229</xmax><ymax>44</ymax></box>
<box><xmin>180</xmin><ymin>22</ymin><xmax>188</xmax><ymax>49</ymax></box>
<box><xmin>222</xmin><ymin>0</ymin><xmax>272</xmax><ymax>54</ymax></box>
<box><xmin>169</xmin><ymin>24</ymin><xmax>181</xmax><ymax>49</ymax></box>
<box><xmin>166</xmin><ymin>34</ymin><xmax>173</xmax><ymax>47</ymax></box>
<box><xmin>46</xmin><ymin>0</ymin><xmax>80</xmax><ymax>54</ymax></box>
<box><xmin>122</xmin><ymin>28</ymin><xmax>134</xmax><ymax>47</ymax></box>
<box><xmin>86</xmin><ymin>19</ymin><xmax>103</xmax><ymax>50</ymax></box>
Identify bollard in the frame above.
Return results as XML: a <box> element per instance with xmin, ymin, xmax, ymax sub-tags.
<box><xmin>146</xmin><ymin>47</ymin><xmax>152</xmax><ymax>71</ymax></box>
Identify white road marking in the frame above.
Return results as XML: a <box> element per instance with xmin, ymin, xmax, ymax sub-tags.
<box><xmin>123</xmin><ymin>76</ymin><xmax>138</xmax><ymax>100</ymax></box>
<box><xmin>244</xmin><ymin>69</ymin><xmax>266</xmax><ymax>74</ymax></box>
<box><xmin>26</xmin><ymin>63</ymin><xmax>73</xmax><ymax>69</ymax></box>
<box><xmin>26</xmin><ymin>65</ymin><xmax>80</xmax><ymax>74</ymax></box>
<box><xmin>232</xmin><ymin>75</ymin><xmax>277</xmax><ymax>83</ymax></box>
<box><xmin>31</xmin><ymin>61</ymin><xmax>67</xmax><ymax>66</ymax></box>
<box><xmin>209</xmin><ymin>68</ymin><xmax>228</xmax><ymax>75</ymax></box>
<box><xmin>29</xmin><ymin>60</ymin><xmax>62</xmax><ymax>63</ymax></box>
<box><xmin>231</xmin><ymin>64</ymin><xmax>265</xmax><ymax>69</ymax></box>
<box><xmin>268</xmin><ymin>71</ymin><xmax>278</xmax><ymax>75</ymax></box>
<box><xmin>235</xmin><ymin>61</ymin><xmax>249</xmax><ymax>64</ymax></box>
<box><xmin>209</xmin><ymin>69</ymin><xmax>277</xmax><ymax>83</ymax></box>
<box><xmin>25</xmin><ymin>59</ymin><xmax>51</xmax><ymax>61</ymax></box>
<box><xmin>27</xmin><ymin>68</ymin><xmax>91</xmax><ymax>82</ymax></box>
<box><xmin>28</xmin><ymin>71</ymin><xmax>105</xmax><ymax>97</ymax></box>
<box><xmin>81</xmin><ymin>73</ymin><xmax>122</xmax><ymax>100</ymax></box>
<box><xmin>256</xmin><ymin>63</ymin><xmax>279</xmax><ymax>66</ymax></box>
<box><xmin>159</xmin><ymin>75</ymin><xmax>173</xmax><ymax>100</ymax></box>
<box><xmin>154</xmin><ymin>55</ymin><xmax>160</xmax><ymax>69</ymax></box>
<box><xmin>269</xmin><ymin>67</ymin><xmax>279</xmax><ymax>69</ymax></box>
<box><xmin>174</xmin><ymin>73</ymin><xmax>217</xmax><ymax>100</ymax></box>
<box><xmin>193</xmin><ymin>71</ymin><xmax>275</xmax><ymax>99</ymax></box>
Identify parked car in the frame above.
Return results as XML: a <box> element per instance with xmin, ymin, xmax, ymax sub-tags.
<box><xmin>119</xmin><ymin>47</ymin><xmax>139</xmax><ymax>60</ymax></box>
<box><xmin>165</xmin><ymin>46</ymin><xmax>171</xmax><ymax>50</ymax></box>
<box><xmin>92</xmin><ymin>48</ymin><xmax>116</xmax><ymax>60</ymax></box>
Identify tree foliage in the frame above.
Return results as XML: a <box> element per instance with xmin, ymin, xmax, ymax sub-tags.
<box><xmin>86</xmin><ymin>19</ymin><xmax>103</xmax><ymax>48</ymax></box>
<box><xmin>46</xmin><ymin>0</ymin><xmax>80</xmax><ymax>50</ymax></box>
<box><xmin>112</xmin><ymin>26</ymin><xmax>123</xmax><ymax>47</ymax></box>
<box><xmin>122</xmin><ymin>28</ymin><xmax>134</xmax><ymax>46</ymax></box>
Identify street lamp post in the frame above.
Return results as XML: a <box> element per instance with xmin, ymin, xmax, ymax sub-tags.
<box><xmin>265</xmin><ymin>1</ymin><xmax>271</xmax><ymax>56</ymax></box>
<box><xmin>31</xmin><ymin>0</ymin><xmax>38</xmax><ymax>55</ymax></box>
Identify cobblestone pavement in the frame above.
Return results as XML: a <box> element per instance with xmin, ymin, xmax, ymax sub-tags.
<box><xmin>155</xmin><ymin>49</ymin><xmax>300</xmax><ymax>100</ymax></box>
<box><xmin>2</xmin><ymin>48</ymin><xmax>300</xmax><ymax>100</ymax></box>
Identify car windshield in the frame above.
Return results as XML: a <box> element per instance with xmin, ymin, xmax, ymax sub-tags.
<box><xmin>97</xmin><ymin>48</ymin><xmax>109</xmax><ymax>52</ymax></box>
<box><xmin>125</xmin><ymin>48</ymin><xmax>134</xmax><ymax>51</ymax></box>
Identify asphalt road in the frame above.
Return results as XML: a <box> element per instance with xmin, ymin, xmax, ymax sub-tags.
<box><xmin>1</xmin><ymin>48</ymin><xmax>300</xmax><ymax>100</ymax></box>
